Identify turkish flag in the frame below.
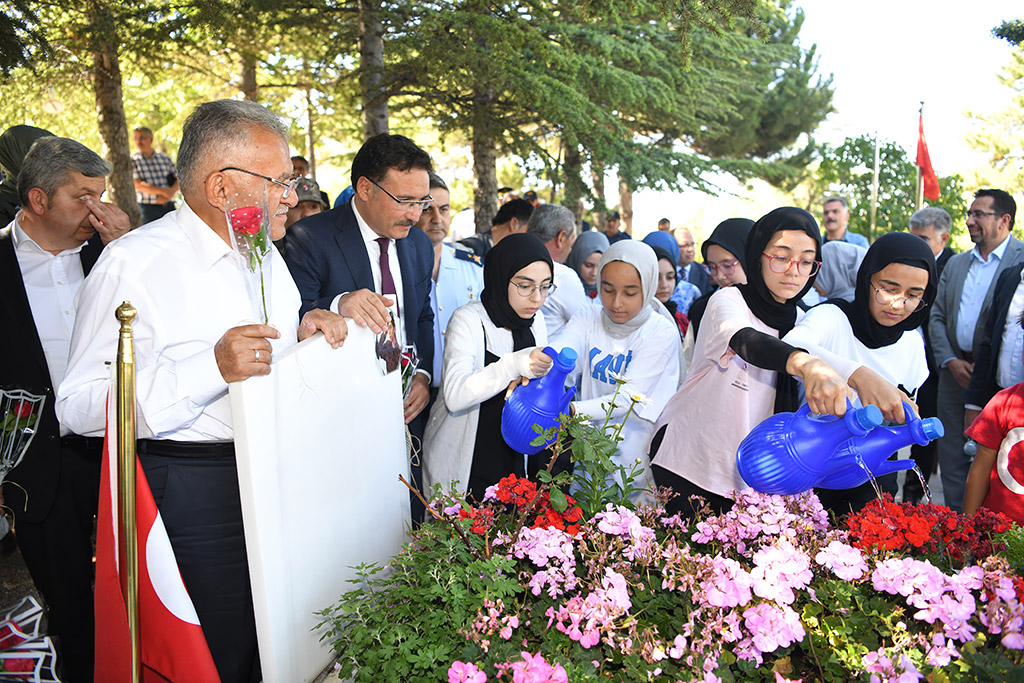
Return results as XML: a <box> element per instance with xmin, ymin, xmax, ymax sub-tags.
<box><xmin>916</xmin><ymin>114</ymin><xmax>941</xmax><ymax>201</ymax></box>
<box><xmin>94</xmin><ymin>389</ymin><xmax>221</xmax><ymax>682</ymax></box>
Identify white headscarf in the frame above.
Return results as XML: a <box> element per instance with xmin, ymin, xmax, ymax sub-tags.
<box><xmin>597</xmin><ymin>241</ymin><xmax>667</xmax><ymax>339</ymax></box>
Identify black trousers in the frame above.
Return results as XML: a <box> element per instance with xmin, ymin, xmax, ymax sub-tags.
<box><xmin>15</xmin><ymin>438</ymin><xmax>101</xmax><ymax>683</ymax></box>
<box><xmin>138</xmin><ymin>442</ymin><xmax>260</xmax><ymax>683</ymax></box>
<box><xmin>906</xmin><ymin>369</ymin><xmax>940</xmax><ymax>499</ymax></box>
<box><xmin>650</xmin><ymin>425</ymin><xmax>733</xmax><ymax>520</ymax></box>
<box><xmin>138</xmin><ymin>202</ymin><xmax>174</xmax><ymax>225</ymax></box>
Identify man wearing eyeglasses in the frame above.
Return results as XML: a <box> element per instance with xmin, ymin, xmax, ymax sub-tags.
<box><xmin>527</xmin><ymin>204</ymin><xmax>586</xmax><ymax>338</ymax></box>
<box><xmin>929</xmin><ymin>189</ymin><xmax>1023</xmax><ymax>511</ymax></box>
<box><xmin>58</xmin><ymin>99</ymin><xmax>347</xmax><ymax>682</ymax></box>
<box><xmin>281</xmin><ymin>133</ymin><xmax>436</xmax><ymax>433</ymax></box>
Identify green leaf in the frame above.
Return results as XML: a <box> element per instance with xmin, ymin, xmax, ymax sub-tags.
<box><xmin>548</xmin><ymin>486</ymin><xmax>567</xmax><ymax>512</ymax></box>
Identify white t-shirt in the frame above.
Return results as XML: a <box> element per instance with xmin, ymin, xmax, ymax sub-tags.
<box><xmin>553</xmin><ymin>304</ymin><xmax>681</xmax><ymax>496</ymax></box>
<box><xmin>783</xmin><ymin>303</ymin><xmax>928</xmax><ymax>404</ymax></box>
<box><xmin>542</xmin><ymin>262</ymin><xmax>587</xmax><ymax>339</ymax></box>
<box><xmin>652</xmin><ymin>287</ymin><xmax>784</xmax><ymax>497</ymax></box>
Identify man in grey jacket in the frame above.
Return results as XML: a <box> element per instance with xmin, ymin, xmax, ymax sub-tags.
<box><xmin>929</xmin><ymin>189</ymin><xmax>1021</xmax><ymax>511</ymax></box>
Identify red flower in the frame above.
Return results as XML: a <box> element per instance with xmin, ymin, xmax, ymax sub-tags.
<box><xmin>13</xmin><ymin>401</ymin><xmax>32</xmax><ymax>419</ymax></box>
<box><xmin>228</xmin><ymin>206</ymin><xmax>262</xmax><ymax>236</ymax></box>
<box><xmin>2</xmin><ymin>657</ymin><xmax>34</xmax><ymax>672</ymax></box>
<box><xmin>0</xmin><ymin>621</ymin><xmax>25</xmax><ymax>649</ymax></box>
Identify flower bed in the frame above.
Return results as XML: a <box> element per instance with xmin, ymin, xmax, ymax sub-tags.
<box><xmin>319</xmin><ymin>475</ymin><xmax>1022</xmax><ymax>682</ymax></box>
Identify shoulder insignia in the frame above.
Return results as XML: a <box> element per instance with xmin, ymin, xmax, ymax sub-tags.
<box><xmin>453</xmin><ymin>249</ymin><xmax>483</xmax><ymax>266</ymax></box>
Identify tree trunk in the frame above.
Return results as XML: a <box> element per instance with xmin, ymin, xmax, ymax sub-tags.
<box><xmin>304</xmin><ymin>85</ymin><xmax>317</xmax><ymax>178</ymax></box>
<box><xmin>359</xmin><ymin>0</ymin><xmax>388</xmax><ymax>139</ymax></box>
<box><xmin>563</xmin><ymin>139</ymin><xmax>586</xmax><ymax>226</ymax></box>
<box><xmin>89</xmin><ymin>10</ymin><xmax>139</xmax><ymax>227</ymax></box>
<box><xmin>618</xmin><ymin>177</ymin><xmax>633</xmax><ymax>236</ymax></box>
<box><xmin>471</xmin><ymin>110</ymin><xmax>498</xmax><ymax>235</ymax></box>
<box><xmin>238</xmin><ymin>52</ymin><xmax>258</xmax><ymax>101</ymax></box>
<box><xmin>591</xmin><ymin>161</ymin><xmax>606</xmax><ymax>230</ymax></box>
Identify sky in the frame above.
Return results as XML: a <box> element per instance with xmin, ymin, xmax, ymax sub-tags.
<box><xmin>624</xmin><ymin>0</ymin><xmax>1022</xmax><ymax>240</ymax></box>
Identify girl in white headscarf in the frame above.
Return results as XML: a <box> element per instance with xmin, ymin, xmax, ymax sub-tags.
<box><xmin>552</xmin><ymin>241</ymin><xmax>682</xmax><ymax>498</ymax></box>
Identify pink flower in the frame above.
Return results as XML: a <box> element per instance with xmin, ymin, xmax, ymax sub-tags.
<box><xmin>448</xmin><ymin>661</ymin><xmax>486</xmax><ymax>683</ymax></box>
<box><xmin>815</xmin><ymin>541</ymin><xmax>868</xmax><ymax>581</ymax></box>
<box><xmin>509</xmin><ymin>651</ymin><xmax>567</xmax><ymax>683</ymax></box>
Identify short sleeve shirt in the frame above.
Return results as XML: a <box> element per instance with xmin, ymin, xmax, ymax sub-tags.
<box><xmin>131</xmin><ymin>151</ymin><xmax>176</xmax><ymax>205</ymax></box>
<box><xmin>965</xmin><ymin>383</ymin><xmax>1024</xmax><ymax>525</ymax></box>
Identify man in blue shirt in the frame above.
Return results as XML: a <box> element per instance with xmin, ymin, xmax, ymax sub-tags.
<box><xmin>417</xmin><ymin>172</ymin><xmax>484</xmax><ymax>398</ymax></box>
<box><xmin>822</xmin><ymin>197</ymin><xmax>869</xmax><ymax>248</ymax></box>
<box><xmin>929</xmin><ymin>189</ymin><xmax>1023</xmax><ymax>511</ymax></box>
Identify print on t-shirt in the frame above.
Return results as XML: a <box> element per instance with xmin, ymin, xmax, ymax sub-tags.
<box><xmin>588</xmin><ymin>347</ymin><xmax>634</xmax><ymax>384</ymax></box>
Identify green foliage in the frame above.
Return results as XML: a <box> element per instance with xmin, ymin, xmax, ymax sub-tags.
<box><xmin>996</xmin><ymin>524</ymin><xmax>1024</xmax><ymax>577</ymax></box>
<box><xmin>965</xmin><ymin>47</ymin><xmax>1024</xmax><ymax>198</ymax></box>
<box><xmin>994</xmin><ymin>19</ymin><xmax>1024</xmax><ymax>46</ymax></box>
<box><xmin>317</xmin><ymin>529</ymin><xmax>521</xmax><ymax>683</ymax></box>
<box><xmin>812</xmin><ymin>134</ymin><xmax>969</xmax><ymax>242</ymax></box>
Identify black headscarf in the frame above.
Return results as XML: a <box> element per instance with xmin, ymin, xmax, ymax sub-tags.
<box><xmin>737</xmin><ymin>207</ymin><xmax>822</xmax><ymax>335</ymax></box>
<box><xmin>481</xmin><ymin>233</ymin><xmax>553</xmax><ymax>351</ymax></box>
<box><xmin>701</xmin><ymin>217</ymin><xmax>754</xmax><ymax>272</ymax></box>
<box><xmin>0</xmin><ymin>125</ymin><xmax>55</xmax><ymax>225</ymax></box>
<box><xmin>689</xmin><ymin>218</ymin><xmax>755</xmax><ymax>336</ymax></box>
<box><xmin>736</xmin><ymin>207</ymin><xmax>821</xmax><ymax>414</ymax></box>
<box><xmin>829</xmin><ymin>231</ymin><xmax>937</xmax><ymax>349</ymax></box>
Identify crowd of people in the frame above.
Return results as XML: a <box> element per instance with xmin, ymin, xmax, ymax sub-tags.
<box><xmin>0</xmin><ymin>98</ymin><xmax>1022</xmax><ymax>683</ymax></box>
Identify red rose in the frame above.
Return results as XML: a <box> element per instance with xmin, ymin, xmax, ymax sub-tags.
<box><xmin>228</xmin><ymin>206</ymin><xmax>262</xmax><ymax>236</ymax></box>
<box><xmin>3</xmin><ymin>658</ymin><xmax>34</xmax><ymax>672</ymax></box>
<box><xmin>14</xmin><ymin>401</ymin><xmax>32</xmax><ymax>419</ymax></box>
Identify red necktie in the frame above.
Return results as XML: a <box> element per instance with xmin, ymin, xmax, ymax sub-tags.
<box><xmin>375</xmin><ymin>237</ymin><xmax>399</xmax><ymax>315</ymax></box>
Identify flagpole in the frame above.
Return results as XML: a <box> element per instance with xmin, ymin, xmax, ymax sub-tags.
<box><xmin>916</xmin><ymin>102</ymin><xmax>925</xmax><ymax>210</ymax></box>
<box><xmin>869</xmin><ymin>132</ymin><xmax>880</xmax><ymax>242</ymax></box>
<box><xmin>115</xmin><ymin>302</ymin><xmax>141</xmax><ymax>683</ymax></box>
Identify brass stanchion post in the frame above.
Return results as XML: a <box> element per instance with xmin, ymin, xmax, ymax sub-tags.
<box><xmin>116</xmin><ymin>302</ymin><xmax>141</xmax><ymax>683</ymax></box>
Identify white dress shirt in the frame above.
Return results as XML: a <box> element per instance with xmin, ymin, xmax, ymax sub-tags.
<box><xmin>955</xmin><ymin>234</ymin><xmax>1012</xmax><ymax>353</ymax></box>
<box><xmin>57</xmin><ymin>202</ymin><xmax>301</xmax><ymax>440</ymax></box>
<box><xmin>11</xmin><ymin>218</ymin><xmax>87</xmax><ymax>402</ymax></box>
<box><xmin>997</xmin><ymin>273</ymin><xmax>1024</xmax><ymax>390</ymax></box>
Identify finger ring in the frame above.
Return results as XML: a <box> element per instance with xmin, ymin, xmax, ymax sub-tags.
<box><xmin>255</xmin><ymin>349</ymin><xmax>261</xmax><ymax>362</ymax></box>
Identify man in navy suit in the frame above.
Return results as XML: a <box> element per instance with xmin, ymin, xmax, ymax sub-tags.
<box><xmin>281</xmin><ymin>134</ymin><xmax>435</xmax><ymax>427</ymax></box>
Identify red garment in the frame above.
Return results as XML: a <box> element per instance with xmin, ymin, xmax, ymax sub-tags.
<box><xmin>966</xmin><ymin>383</ymin><xmax>1024</xmax><ymax>525</ymax></box>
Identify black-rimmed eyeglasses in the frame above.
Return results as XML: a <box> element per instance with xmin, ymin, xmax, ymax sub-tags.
<box><xmin>220</xmin><ymin>167</ymin><xmax>301</xmax><ymax>198</ymax></box>
<box><xmin>365</xmin><ymin>177</ymin><xmax>434</xmax><ymax>210</ymax></box>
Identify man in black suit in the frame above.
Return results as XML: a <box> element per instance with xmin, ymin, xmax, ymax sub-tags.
<box><xmin>904</xmin><ymin>207</ymin><xmax>955</xmax><ymax>502</ymax></box>
<box><xmin>676</xmin><ymin>227</ymin><xmax>713</xmax><ymax>295</ymax></box>
<box><xmin>1</xmin><ymin>136</ymin><xmax>129</xmax><ymax>681</ymax></box>
<box><xmin>281</xmin><ymin>134</ymin><xmax>435</xmax><ymax>428</ymax></box>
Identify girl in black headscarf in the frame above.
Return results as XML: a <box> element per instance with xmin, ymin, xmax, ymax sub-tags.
<box><xmin>785</xmin><ymin>231</ymin><xmax>937</xmax><ymax>513</ymax></box>
<box><xmin>650</xmin><ymin>207</ymin><xmax>855</xmax><ymax>517</ymax></box>
<box><xmin>423</xmin><ymin>233</ymin><xmax>556</xmax><ymax>500</ymax></box>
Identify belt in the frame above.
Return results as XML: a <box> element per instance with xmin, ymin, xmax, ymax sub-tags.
<box><xmin>136</xmin><ymin>439</ymin><xmax>235</xmax><ymax>459</ymax></box>
<box><xmin>60</xmin><ymin>435</ymin><xmax>104</xmax><ymax>452</ymax></box>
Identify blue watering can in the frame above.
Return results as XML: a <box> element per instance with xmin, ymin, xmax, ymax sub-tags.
<box><xmin>501</xmin><ymin>347</ymin><xmax>577</xmax><ymax>454</ymax></box>
<box><xmin>815</xmin><ymin>401</ymin><xmax>944</xmax><ymax>490</ymax></box>
<box><xmin>736</xmin><ymin>400</ymin><xmax>884</xmax><ymax>496</ymax></box>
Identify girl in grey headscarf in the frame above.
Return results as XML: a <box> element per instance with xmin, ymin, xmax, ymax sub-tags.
<box><xmin>566</xmin><ymin>230</ymin><xmax>610</xmax><ymax>299</ymax></box>
<box><xmin>814</xmin><ymin>241</ymin><xmax>867</xmax><ymax>302</ymax></box>
<box><xmin>552</xmin><ymin>240</ymin><xmax>682</xmax><ymax>500</ymax></box>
